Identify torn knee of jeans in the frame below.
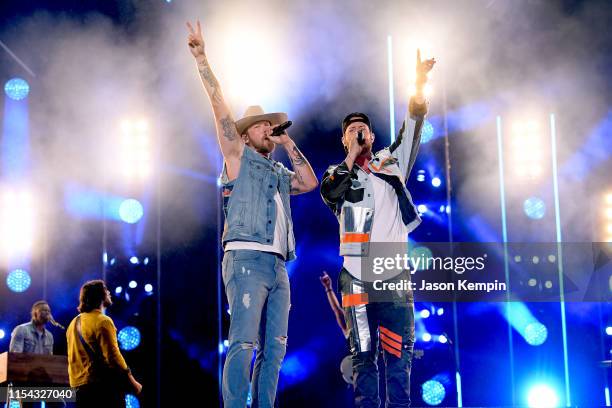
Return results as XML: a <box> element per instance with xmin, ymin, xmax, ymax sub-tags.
<box><xmin>239</xmin><ymin>341</ymin><xmax>258</xmax><ymax>350</ymax></box>
<box><xmin>275</xmin><ymin>335</ymin><xmax>288</xmax><ymax>346</ymax></box>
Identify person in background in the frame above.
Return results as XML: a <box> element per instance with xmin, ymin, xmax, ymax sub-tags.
<box><xmin>66</xmin><ymin>280</ymin><xmax>142</xmax><ymax>408</ymax></box>
<box><xmin>9</xmin><ymin>300</ymin><xmax>55</xmax><ymax>355</ymax></box>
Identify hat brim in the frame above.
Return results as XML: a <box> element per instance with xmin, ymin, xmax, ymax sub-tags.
<box><xmin>235</xmin><ymin>112</ymin><xmax>288</xmax><ymax>135</ymax></box>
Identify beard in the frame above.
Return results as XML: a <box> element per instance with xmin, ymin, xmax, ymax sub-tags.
<box><xmin>251</xmin><ymin>138</ymin><xmax>275</xmax><ymax>155</ymax></box>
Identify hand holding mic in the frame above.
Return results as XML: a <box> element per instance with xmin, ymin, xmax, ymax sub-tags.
<box><xmin>271</xmin><ymin>121</ymin><xmax>293</xmax><ymax>136</ymax></box>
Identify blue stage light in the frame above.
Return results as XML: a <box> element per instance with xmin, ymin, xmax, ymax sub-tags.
<box><xmin>119</xmin><ymin>199</ymin><xmax>144</xmax><ymax>224</ymax></box>
<box><xmin>422</xmin><ymin>332</ymin><xmax>432</xmax><ymax>342</ymax></box>
<box><xmin>0</xmin><ymin>329</ymin><xmax>5</xmax><ymax>339</ymax></box>
<box><xmin>118</xmin><ymin>326</ymin><xmax>141</xmax><ymax>351</ymax></box>
<box><xmin>129</xmin><ymin>256</ymin><xmax>139</xmax><ymax>264</ymax></box>
<box><xmin>417</xmin><ymin>204</ymin><xmax>428</xmax><ymax>214</ymax></box>
<box><xmin>223</xmin><ymin>339</ymin><xmax>229</xmax><ymax>348</ymax></box>
<box><xmin>143</xmin><ymin>257</ymin><xmax>149</xmax><ymax>265</ymax></box>
<box><xmin>421</xmin><ymin>120</ymin><xmax>435</xmax><ymax>144</ymax></box>
<box><xmin>437</xmin><ymin>307</ymin><xmax>444</xmax><ymax>316</ymax></box>
<box><xmin>125</xmin><ymin>394</ymin><xmax>140</xmax><ymax>408</ymax></box>
<box><xmin>4</xmin><ymin>78</ymin><xmax>30</xmax><ymax>101</ymax></box>
<box><xmin>144</xmin><ymin>284</ymin><xmax>153</xmax><ymax>293</ymax></box>
<box><xmin>420</xmin><ymin>309</ymin><xmax>431</xmax><ymax>319</ymax></box>
<box><xmin>218</xmin><ymin>342</ymin><xmax>224</xmax><ymax>354</ymax></box>
<box><xmin>524</xmin><ymin>322</ymin><xmax>548</xmax><ymax>346</ymax></box>
<box><xmin>438</xmin><ymin>335</ymin><xmax>448</xmax><ymax>344</ymax></box>
<box><xmin>523</xmin><ymin>197</ymin><xmax>546</xmax><ymax>220</ymax></box>
<box><xmin>422</xmin><ymin>379</ymin><xmax>445</xmax><ymax>405</ymax></box>
<box><xmin>115</xmin><ymin>286</ymin><xmax>123</xmax><ymax>295</ymax></box>
<box><xmin>431</xmin><ymin>177</ymin><xmax>441</xmax><ymax>187</ymax></box>
<box><xmin>527</xmin><ymin>384</ymin><xmax>559</xmax><ymax>408</ymax></box>
<box><xmin>129</xmin><ymin>280</ymin><xmax>137</xmax><ymax>289</ymax></box>
<box><xmin>605</xmin><ymin>326</ymin><xmax>612</xmax><ymax>336</ymax></box>
<box><xmin>6</xmin><ymin>269</ymin><xmax>31</xmax><ymax>292</ymax></box>
<box><xmin>417</xmin><ymin>169</ymin><xmax>426</xmax><ymax>182</ymax></box>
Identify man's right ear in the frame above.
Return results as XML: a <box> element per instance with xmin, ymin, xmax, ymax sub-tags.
<box><xmin>241</xmin><ymin>133</ymin><xmax>249</xmax><ymax>144</ymax></box>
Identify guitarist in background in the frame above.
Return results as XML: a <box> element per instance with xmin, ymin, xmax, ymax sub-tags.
<box><xmin>66</xmin><ymin>280</ymin><xmax>142</xmax><ymax>408</ymax></box>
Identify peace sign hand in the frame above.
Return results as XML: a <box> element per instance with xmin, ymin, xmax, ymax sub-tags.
<box><xmin>416</xmin><ymin>48</ymin><xmax>436</xmax><ymax>86</ymax></box>
<box><xmin>186</xmin><ymin>20</ymin><xmax>205</xmax><ymax>59</ymax></box>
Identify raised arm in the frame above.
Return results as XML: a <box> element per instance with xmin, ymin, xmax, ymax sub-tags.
<box><xmin>187</xmin><ymin>20</ymin><xmax>243</xmax><ymax>168</ymax></box>
<box><xmin>389</xmin><ymin>49</ymin><xmax>435</xmax><ymax>180</ymax></box>
<box><xmin>320</xmin><ymin>272</ymin><xmax>348</xmax><ymax>337</ymax></box>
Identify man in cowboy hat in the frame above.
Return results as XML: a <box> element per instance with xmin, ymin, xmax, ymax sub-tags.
<box><xmin>320</xmin><ymin>50</ymin><xmax>435</xmax><ymax>408</ymax></box>
<box><xmin>186</xmin><ymin>20</ymin><xmax>318</xmax><ymax>408</ymax></box>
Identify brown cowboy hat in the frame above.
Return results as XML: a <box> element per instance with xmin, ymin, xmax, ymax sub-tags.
<box><xmin>235</xmin><ymin>105</ymin><xmax>288</xmax><ymax>135</ymax></box>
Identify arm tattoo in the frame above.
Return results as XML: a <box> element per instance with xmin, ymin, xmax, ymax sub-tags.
<box><xmin>219</xmin><ymin>115</ymin><xmax>237</xmax><ymax>141</ymax></box>
<box><xmin>289</xmin><ymin>146</ymin><xmax>306</xmax><ymax>166</ymax></box>
<box><xmin>197</xmin><ymin>60</ymin><xmax>219</xmax><ymax>89</ymax></box>
<box><xmin>198</xmin><ymin>62</ymin><xmax>222</xmax><ymax>105</ymax></box>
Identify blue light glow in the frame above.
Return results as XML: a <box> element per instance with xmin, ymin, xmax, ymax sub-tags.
<box><xmin>6</xmin><ymin>269</ymin><xmax>31</xmax><ymax>292</ymax></box>
<box><xmin>125</xmin><ymin>394</ymin><xmax>140</xmax><ymax>408</ymax></box>
<box><xmin>129</xmin><ymin>280</ymin><xmax>137</xmax><ymax>289</ymax></box>
<box><xmin>129</xmin><ymin>256</ymin><xmax>139</xmax><ymax>264</ymax></box>
<box><xmin>524</xmin><ymin>322</ymin><xmax>548</xmax><ymax>346</ymax></box>
<box><xmin>119</xmin><ymin>199</ymin><xmax>144</xmax><ymax>224</ymax></box>
<box><xmin>0</xmin><ymin>329</ymin><xmax>5</xmax><ymax>339</ymax></box>
<box><xmin>527</xmin><ymin>384</ymin><xmax>559</xmax><ymax>408</ymax></box>
<box><xmin>422</xmin><ymin>379</ymin><xmax>445</xmax><ymax>405</ymax></box>
<box><xmin>524</xmin><ymin>197</ymin><xmax>546</xmax><ymax>219</ymax></box>
<box><xmin>4</xmin><ymin>78</ymin><xmax>30</xmax><ymax>101</ymax></box>
<box><xmin>144</xmin><ymin>284</ymin><xmax>153</xmax><ymax>293</ymax></box>
<box><xmin>118</xmin><ymin>326</ymin><xmax>141</xmax><ymax>351</ymax></box>
<box><xmin>421</xmin><ymin>120</ymin><xmax>435</xmax><ymax>144</ymax></box>
<box><xmin>431</xmin><ymin>177</ymin><xmax>441</xmax><ymax>187</ymax></box>
<box><xmin>115</xmin><ymin>286</ymin><xmax>123</xmax><ymax>294</ymax></box>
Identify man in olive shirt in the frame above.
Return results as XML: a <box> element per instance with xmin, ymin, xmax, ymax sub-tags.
<box><xmin>9</xmin><ymin>301</ymin><xmax>54</xmax><ymax>355</ymax></box>
<box><xmin>66</xmin><ymin>280</ymin><xmax>142</xmax><ymax>408</ymax></box>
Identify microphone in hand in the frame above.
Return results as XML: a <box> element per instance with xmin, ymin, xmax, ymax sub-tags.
<box><xmin>271</xmin><ymin>121</ymin><xmax>293</xmax><ymax>136</ymax></box>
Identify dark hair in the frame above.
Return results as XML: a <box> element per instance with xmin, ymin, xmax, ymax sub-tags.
<box><xmin>31</xmin><ymin>300</ymin><xmax>49</xmax><ymax>319</ymax></box>
<box><xmin>341</xmin><ymin>112</ymin><xmax>372</xmax><ymax>135</ymax></box>
<box><xmin>78</xmin><ymin>280</ymin><xmax>108</xmax><ymax>313</ymax></box>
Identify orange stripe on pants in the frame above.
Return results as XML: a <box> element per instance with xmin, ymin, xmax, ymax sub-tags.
<box><xmin>380</xmin><ymin>332</ymin><xmax>402</xmax><ymax>351</ymax></box>
<box><xmin>381</xmin><ymin>341</ymin><xmax>401</xmax><ymax>358</ymax></box>
<box><xmin>379</xmin><ymin>326</ymin><xmax>402</xmax><ymax>343</ymax></box>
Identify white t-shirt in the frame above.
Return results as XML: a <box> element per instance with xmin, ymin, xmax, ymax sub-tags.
<box><xmin>343</xmin><ymin>174</ymin><xmax>409</xmax><ymax>280</ymax></box>
<box><xmin>225</xmin><ymin>191</ymin><xmax>288</xmax><ymax>259</ymax></box>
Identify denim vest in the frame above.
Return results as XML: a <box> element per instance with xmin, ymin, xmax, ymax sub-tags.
<box><xmin>221</xmin><ymin>145</ymin><xmax>296</xmax><ymax>261</ymax></box>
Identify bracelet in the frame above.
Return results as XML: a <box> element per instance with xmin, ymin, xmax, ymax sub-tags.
<box><xmin>325</xmin><ymin>289</ymin><xmax>333</xmax><ymax>293</ymax></box>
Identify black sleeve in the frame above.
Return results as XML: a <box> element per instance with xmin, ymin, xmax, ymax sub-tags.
<box><xmin>320</xmin><ymin>162</ymin><xmax>353</xmax><ymax>209</ymax></box>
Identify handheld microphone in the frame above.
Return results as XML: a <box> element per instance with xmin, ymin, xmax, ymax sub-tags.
<box><xmin>271</xmin><ymin>121</ymin><xmax>293</xmax><ymax>136</ymax></box>
<box><xmin>357</xmin><ymin>130</ymin><xmax>365</xmax><ymax>145</ymax></box>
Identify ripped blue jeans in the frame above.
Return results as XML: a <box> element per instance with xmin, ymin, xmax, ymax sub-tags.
<box><xmin>222</xmin><ymin>249</ymin><xmax>291</xmax><ymax>408</ymax></box>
